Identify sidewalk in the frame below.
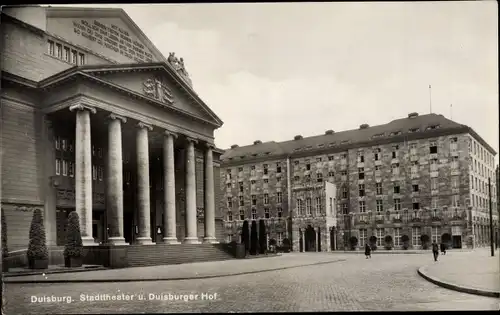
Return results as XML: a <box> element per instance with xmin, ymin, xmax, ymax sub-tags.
<box><xmin>3</xmin><ymin>253</ymin><xmax>346</xmax><ymax>284</ymax></box>
<box><xmin>418</xmin><ymin>248</ymin><xmax>500</xmax><ymax>298</ymax></box>
<box><xmin>333</xmin><ymin>248</ymin><xmax>472</xmax><ymax>255</ymax></box>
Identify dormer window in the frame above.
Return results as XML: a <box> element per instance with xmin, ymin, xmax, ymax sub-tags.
<box><xmin>341</xmin><ymin>140</ymin><xmax>350</xmax><ymax>144</ymax></box>
<box><xmin>409</xmin><ymin>128</ymin><xmax>420</xmax><ymax>133</ymax></box>
<box><xmin>427</xmin><ymin>125</ymin><xmax>440</xmax><ymax>130</ymax></box>
<box><xmin>391</xmin><ymin>131</ymin><xmax>402</xmax><ymax>136</ymax></box>
<box><xmin>372</xmin><ymin>133</ymin><xmax>384</xmax><ymax>138</ymax></box>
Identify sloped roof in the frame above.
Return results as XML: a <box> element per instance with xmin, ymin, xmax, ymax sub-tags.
<box><xmin>222</xmin><ymin>113</ymin><xmax>495</xmax><ymax>161</ymax></box>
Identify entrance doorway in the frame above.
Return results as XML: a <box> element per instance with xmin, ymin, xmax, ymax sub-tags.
<box><xmin>330</xmin><ymin>228</ymin><xmax>336</xmax><ymax>251</ymax></box>
<box><xmin>305</xmin><ymin>225</ymin><xmax>316</xmax><ymax>252</ymax></box>
<box><xmin>452</xmin><ymin>235</ymin><xmax>462</xmax><ymax>249</ymax></box>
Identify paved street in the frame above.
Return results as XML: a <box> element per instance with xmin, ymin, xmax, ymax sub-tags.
<box><xmin>3</xmin><ymin>253</ymin><xmax>498</xmax><ymax>313</ymax></box>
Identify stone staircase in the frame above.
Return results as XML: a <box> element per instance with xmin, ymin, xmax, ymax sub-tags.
<box><xmin>126</xmin><ymin>243</ymin><xmax>235</xmax><ymax>267</ymax></box>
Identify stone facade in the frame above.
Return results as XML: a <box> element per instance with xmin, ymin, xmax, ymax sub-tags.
<box><xmin>221</xmin><ymin>115</ymin><xmax>498</xmax><ymax>251</ymax></box>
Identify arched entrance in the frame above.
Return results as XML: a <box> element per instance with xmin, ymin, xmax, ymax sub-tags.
<box><xmin>305</xmin><ymin>225</ymin><xmax>316</xmax><ymax>252</ymax></box>
<box><xmin>250</xmin><ymin>220</ymin><xmax>258</xmax><ymax>255</ymax></box>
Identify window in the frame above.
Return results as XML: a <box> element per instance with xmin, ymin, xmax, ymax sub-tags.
<box><xmin>412</xmin><ymin>184</ymin><xmax>419</xmax><ymax>192</ymax></box>
<box><xmin>276</xmin><ymin>176</ymin><xmax>281</xmax><ymax>182</ymax></box>
<box><xmin>412</xmin><ymin>227</ymin><xmax>421</xmax><ymax>246</ymax></box>
<box><xmin>328</xmin><ymin>156</ymin><xmax>334</xmax><ymax>161</ymax></box>
<box><xmin>55</xmin><ymin>159</ymin><xmax>61</xmax><ymax>175</ymax></box>
<box><xmin>251</xmin><ymin>195</ymin><xmax>257</xmax><ymax>206</ymax></box>
<box><xmin>450</xmin><ymin>137</ymin><xmax>458</xmax><ymax>151</ymax></box>
<box><xmin>430</xmin><ymin>159</ymin><xmax>438</xmax><ymax>171</ymax></box>
<box><xmin>342</xmin><ymin>187</ymin><xmax>348</xmax><ymax>199</ymax></box>
<box><xmin>264</xmin><ymin>179</ymin><xmax>269</xmax><ymax>185</ymax></box>
<box><xmin>277</xmin><ymin>192</ymin><xmax>282</xmax><ymax>203</ymax></box>
<box><xmin>328</xmin><ymin>171</ymin><xmax>335</xmax><ymax>177</ymax></box>
<box><xmin>277</xmin><ymin>207</ymin><xmax>283</xmax><ymax>218</ymax></box>
<box><xmin>264</xmin><ymin>193</ymin><xmax>269</xmax><ymax>205</ymax></box>
<box><xmin>239</xmin><ymin>209</ymin><xmax>245</xmax><ymax>220</ymax></box>
<box><xmin>61</xmin><ymin>160</ymin><xmax>68</xmax><ymax>176</ymax></box>
<box><xmin>227</xmin><ymin>197</ymin><xmax>233</xmax><ymax>208</ymax></box>
<box><xmin>226</xmin><ymin>234</ymin><xmax>233</xmax><ymax>243</ymax></box>
<box><xmin>239</xmin><ymin>182</ymin><xmax>244</xmax><ymax>192</ymax></box>
<box><xmin>431</xmin><ymin>178</ymin><xmax>438</xmax><ymax>190</ymax></box>
<box><xmin>393</xmin><ymin>182</ymin><xmax>400</xmax><ymax>194</ymax></box>
<box><xmin>71</xmin><ymin>50</ymin><xmax>78</xmax><ymax>64</ymax></box>
<box><xmin>297</xmin><ymin>199</ymin><xmax>304</xmax><ymax>215</ymax></box>
<box><xmin>359</xmin><ymin>201</ymin><xmax>366</xmax><ymax>213</ymax></box>
<box><xmin>264</xmin><ymin>208</ymin><xmax>270</xmax><ymax>219</ymax></box>
<box><xmin>92</xmin><ymin>165</ymin><xmax>97</xmax><ymax>180</ymax></box>
<box><xmin>276</xmin><ymin>163</ymin><xmax>282</xmax><ymax>173</ymax></box>
<box><xmin>47</xmin><ymin>40</ymin><xmax>55</xmax><ymax>55</ymax></box>
<box><xmin>64</xmin><ymin>46</ymin><xmax>70</xmax><ymax>62</ymax></box>
<box><xmin>97</xmin><ymin>167</ymin><xmax>104</xmax><ymax>181</ymax></box>
<box><xmin>306</xmin><ymin>198</ymin><xmax>312</xmax><ymax>215</ymax></box>
<box><xmin>358</xmin><ymin>151</ymin><xmax>365</xmax><ymax>163</ymax></box>
<box><xmin>394</xmin><ymin>228</ymin><xmax>401</xmax><ymax>247</ymax></box>
<box><xmin>226</xmin><ymin>183</ymin><xmax>231</xmax><ymax>189</ymax></box>
<box><xmin>226</xmin><ymin>169</ymin><xmax>232</xmax><ymax>180</ymax></box>
<box><xmin>410</xmin><ymin>143</ymin><xmax>418</xmax><ymax>155</ymax></box>
<box><xmin>68</xmin><ymin>162</ymin><xmax>74</xmax><ymax>177</ymax></box>
<box><xmin>411</xmin><ymin>161</ymin><xmax>419</xmax><ymax>175</ymax></box>
<box><xmin>431</xmin><ymin>197</ymin><xmax>438</xmax><ymax>210</ymax></box>
<box><xmin>306</xmin><ymin>163</ymin><xmax>311</xmax><ymax>171</ymax></box>
<box><xmin>374</xmin><ymin>148</ymin><xmax>381</xmax><ymax>161</ymax></box>
<box><xmin>392</xmin><ymin>145</ymin><xmax>399</xmax><ymax>158</ymax></box>
<box><xmin>316</xmin><ymin>157</ymin><xmax>322</xmax><ymax>162</ymax></box>
<box><xmin>315</xmin><ymin>197</ymin><xmax>322</xmax><ymax>215</ymax></box>
<box><xmin>376</xmin><ymin>183</ymin><xmax>383</xmax><ymax>195</ymax></box>
<box><xmin>413</xmin><ymin>202</ymin><xmax>420</xmax><ymax>210</ymax></box>
<box><xmin>78</xmin><ymin>53</ymin><xmax>85</xmax><ymax>65</ymax></box>
<box><xmin>358</xmin><ymin>168</ymin><xmax>365</xmax><ymax>180</ymax></box>
<box><xmin>452</xmin><ymin>195</ymin><xmax>460</xmax><ymax>208</ymax></box>
<box><xmin>305</xmin><ymin>175</ymin><xmax>311</xmax><ymax>182</ymax></box>
<box><xmin>342</xmin><ymin>203</ymin><xmax>348</xmax><ymax>214</ymax></box>
<box><xmin>431</xmin><ymin>227</ymin><xmax>439</xmax><ymax>243</ymax></box>
<box><xmin>358</xmin><ymin>184</ymin><xmax>365</xmax><ymax>197</ymax></box>
<box><xmin>263</xmin><ymin>164</ymin><xmax>268</xmax><ymax>175</ymax></box>
<box><xmin>392</xmin><ymin>163</ymin><xmax>400</xmax><ymax>175</ymax></box>
<box><xmin>341</xmin><ymin>171</ymin><xmax>347</xmax><ymax>180</ymax></box>
<box><xmin>317</xmin><ymin>173</ymin><xmax>323</xmax><ymax>183</ymax></box>
<box><xmin>329</xmin><ymin>197</ymin><xmax>333</xmax><ymax>214</ymax></box>
<box><xmin>451</xmin><ymin>156</ymin><xmax>459</xmax><ymax>169</ymax></box>
<box><xmin>55</xmin><ymin>137</ymin><xmax>60</xmax><ymax>150</ymax></box>
<box><xmin>294</xmin><ymin>176</ymin><xmax>300</xmax><ymax>182</ymax></box>
<box><xmin>376</xmin><ymin>228</ymin><xmax>384</xmax><ymax>247</ymax></box>
<box><xmin>251</xmin><ymin>208</ymin><xmax>257</xmax><ymax>220</ymax></box>
<box><xmin>359</xmin><ymin>229</ymin><xmax>367</xmax><ymax>247</ymax></box>
<box><xmin>394</xmin><ymin>198</ymin><xmax>401</xmax><ymax>211</ymax></box>
<box><xmin>376</xmin><ymin>200</ymin><xmax>383</xmax><ymax>212</ymax></box>
<box><xmin>277</xmin><ymin>232</ymin><xmax>284</xmax><ymax>246</ymax></box>
<box><xmin>451</xmin><ymin>176</ymin><xmax>459</xmax><ymax>189</ymax></box>
<box><xmin>239</xmin><ymin>196</ymin><xmax>244</xmax><ymax>206</ymax></box>
<box><xmin>56</xmin><ymin>43</ymin><xmax>62</xmax><ymax>58</ymax></box>
<box><xmin>429</xmin><ymin>141</ymin><xmax>438</xmax><ymax>154</ymax></box>
<box><xmin>227</xmin><ymin>211</ymin><xmax>233</xmax><ymax>222</ymax></box>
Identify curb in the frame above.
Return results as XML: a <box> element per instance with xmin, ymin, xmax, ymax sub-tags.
<box><xmin>4</xmin><ymin>259</ymin><xmax>347</xmax><ymax>284</ymax></box>
<box><xmin>417</xmin><ymin>266</ymin><xmax>500</xmax><ymax>298</ymax></box>
<box><xmin>4</xmin><ymin>266</ymin><xmax>107</xmax><ymax>278</ymax></box>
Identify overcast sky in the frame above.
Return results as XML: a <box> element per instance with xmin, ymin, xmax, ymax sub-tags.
<box><xmin>68</xmin><ymin>3</ymin><xmax>498</xmax><ymax>161</ymax></box>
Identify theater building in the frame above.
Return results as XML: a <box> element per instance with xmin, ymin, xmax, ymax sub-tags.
<box><xmin>1</xmin><ymin>6</ymin><xmax>228</xmax><ymax>264</ymax></box>
<box><xmin>220</xmin><ymin>113</ymin><xmax>498</xmax><ymax>251</ymax></box>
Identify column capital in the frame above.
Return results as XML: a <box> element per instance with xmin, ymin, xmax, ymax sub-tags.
<box><xmin>137</xmin><ymin>122</ymin><xmax>153</xmax><ymax>131</ymax></box>
<box><xmin>185</xmin><ymin>136</ymin><xmax>198</xmax><ymax>145</ymax></box>
<box><xmin>164</xmin><ymin>130</ymin><xmax>178</xmax><ymax>139</ymax></box>
<box><xmin>108</xmin><ymin>113</ymin><xmax>127</xmax><ymax>124</ymax></box>
<box><xmin>204</xmin><ymin>142</ymin><xmax>215</xmax><ymax>150</ymax></box>
<box><xmin>69</xmin><ymin>104</ymin><xmax>96</xmax><ymax>114</ymax></box>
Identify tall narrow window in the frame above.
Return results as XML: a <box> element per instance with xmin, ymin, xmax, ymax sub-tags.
<box><xmin>376</xmin><ymin>182</ymin><xmax>383</xmax><ymax>195</ymax></box>
<box><xmin>47</xmin><ymin>40</ymin><xmax>55</xmax><ymax>55</ymax></box>
<box><xmin>64</xmin><ymin>46</ymin><xmax>70</xmax><ymax>62</ymax></box>
<box><xmin>376</xmin><ymin>200</ymin><xmax>383</xmax><ymax>212</ymax></box>
<box><xmin>71</xmin><ymin>50</ymin><xmax>78</xmax><ymax>64</ymax></box>
<box><xmin>62</xmin><ymin>160</ymin><xmax>68</xmax><ymax>176</ymax></box>
<box><xmin>68</xmin><ymin>161</ymin><xmax>74</xmax><ymax>177</ymax></box>
<box><xmin>277</xmin><ymin>192</ymin><xmax>282</xmax><ymax>203</ymax></box>
<box><xmin>55</xmin><ymin>159</ymin><xmax>61</xmax><ymax>175</ymax></box>
<box><xmin>359</xmin><ymin>201</ymin><xmax>366</xmax><ymax>213</ymax></box>
<box><xmin>306</xmin><ymin>198</ymin><xmax>312</xmax><ymax>215</ymax></box>
<box><xmin>315</xmin><ymin>197</ymin><xmax>321</xmax><ymax>215</ymax></box>
<box><xmin>78</xmin><ymin>53</ymin><xmax>85</xmax><ymax>65</ymax></box>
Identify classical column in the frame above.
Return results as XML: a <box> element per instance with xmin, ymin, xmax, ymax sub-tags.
<box><xmin>301</xmin><ymin>229</ymin><xmax>305</xmax><ymax>252</ymax></box>
<box><xmin>136</xmin><ymin>122</ymin><xmax>154</xmax><ymax>245</ymax></box>
<box><xmin>315</xmin><ymin>228</ymin><xmax>319</xmax><ymax>252</ymax></box>
<box><xmin>106</xmin><ymin>114</ymin><xmax>128</xmax><ymax>245</ymax></box>
<box><xmin>163</xmin><ymin>130</ymin><xmax>180</xmax><ymax>244</ymax></box>
<box><xmin>203</xmin><ymin>143</ymin><xmax>218</xmax><ymax>244</ymax></box>
<box><xmin>69</xmin><ymin>104</ymin><xmax>96</xmax><ymax>246</ymax></box>
<box><xmin>184</xmin><ymin>137</ymin><xmax>200</xmax><ymax>244</ymax></box>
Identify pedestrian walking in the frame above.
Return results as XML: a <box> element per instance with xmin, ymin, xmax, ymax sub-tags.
<box><xmin>364</xmin><ymin>243</ymin><xmax>371</xmax><ymax>259</ymax></box>
<box><xmin>440</xmin><ymin>243</ymin><xmax>446</xmax><ymax>255</ymax></box>
<box><xmin>432</xmin><ymin>241</ymin><xmax>439</xmax><ymax>262</ymax></box>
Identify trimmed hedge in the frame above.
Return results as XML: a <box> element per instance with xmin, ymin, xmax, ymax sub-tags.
<box><xmin>384</xmin><ymin>235</ymin><xmax>393</xmax><ymax>250</ymax></box>
<box><xmin>27</xmin><ymin>209</ymin><xmax>48</xmax><ymax>262</ymax></box>
<box><xmin>349</xmin><ymin>236</ymin><xmax>358</xmax><ymax>250</ymax></box>
<box><xmin>64</xmin><ymin>211</ymin><xmax>83</xmax><ymax>258</ymax></box>
<box><xmin>401</xmin><ymin>235</ymin><xmax>410</xmax><ymax>250</ymax></box>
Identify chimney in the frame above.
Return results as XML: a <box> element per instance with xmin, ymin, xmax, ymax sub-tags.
<box><xmin>325</xmin><ymin>130</ymin><xmax>335</xmax><ymax>135</ymax></box>
<box><xmin>253</xmin><ymin>140</ymin><xmax>262</xmax><ymax>145</ymax></box>
<box><xmin>359</xmin><ymin>124</ymin><xmax>369</xmax><ymax>129</ymax></box>
<box><xmin>408</xmin><ymin>112</ymin><xmax>419</xmax><ymax>118</ymax></box>
<box><xmin>294</xmin><ymin>135</ymin><xmax>303</xmax><ymax>140</ymax></box>
<box><xmin>230</xmin><ymin>144</ymin><xmax>239</xmax><ymax>149</ymax></box>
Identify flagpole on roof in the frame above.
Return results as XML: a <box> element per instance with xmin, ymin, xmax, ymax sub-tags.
<box><xmin>429</xmin><ymin>85</ymin><xmax>432</xmax><ymax>114</ymax></box>
<box><xmin>450</xmin><ymin>104</ymin><xmax>453</xmax><ymax>120</ymax></box>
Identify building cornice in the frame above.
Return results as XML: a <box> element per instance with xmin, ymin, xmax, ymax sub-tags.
<box><xmin>467</xmin><ymin>127</ymin><xmax>497</xmax><ymax>155</ymax></box>
<box><xmin>0</xmin><ymin>12</ymin><xmax>45</xmax><ymax>37</ymax></box>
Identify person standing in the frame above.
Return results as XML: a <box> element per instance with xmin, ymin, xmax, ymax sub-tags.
<box><xmin>432</xmin><ymin>241</ymin><xmax>439</xmax><ymax>261</ymax></box>
<box><xmin>365</xmin><ymin>243</ymin><xmax>371</xmax><ymax>259</ymax></box>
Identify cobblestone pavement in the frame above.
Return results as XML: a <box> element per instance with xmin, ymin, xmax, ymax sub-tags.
<box><xmin>3</xmin><ymin>253</ymin><xmax>498</xmax><ymax>313</ymax></box>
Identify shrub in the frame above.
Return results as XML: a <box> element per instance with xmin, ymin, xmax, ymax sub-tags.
<box><xmin>27</xmin><ymin>209</ymin><xmax>48</xmax><ymax>262</ymax></box>
<box><xmin>369</xmin><ymin>236</ymin><xmax>377</xmax><ymax>250</ymax></box>
<box><xmin>2</xmin><ymin>209</ymin><xmax>8</xmax><ymax>260</ymax></box>
<box><xmin>64</xmin><ymin>211</ymin><xmax>83</xmax><ymax>258</ymax></box>
<box><xmin>258</xmin><ymin>220</ymin><xmax>267</xmax><ymax>254</ymax></box>
<box><xmin>242</xmin><ymin>221</ymin><xmax>250</xmax><ymax>252</ymax></box>
<box><xmin>384</xmin><ymin>235</ymin><xmax>393</xmax><ymax>250</ymax></box>
<box><xmin>250</xmin><ymin>221</ymin><xmax>258</xmax><ymax>255</ymax></box>
<box><xmin>349</xmin><ymin>236</ymin><xmax>358</xmax><ymax>250</ymax></box>
<box><xmin>269</xmin><ymin>238</ymin><xmax>277</xmax><ymax>246</ymax></box>
<box><xmin>282</xmin><ymin>238</ymin><xmax>291</xmax><ymax>252</ymax></box>
<box><xmin>420</xmin><ymin>234</ymin><xmax>430</xmax><ymax>250</ymax></box>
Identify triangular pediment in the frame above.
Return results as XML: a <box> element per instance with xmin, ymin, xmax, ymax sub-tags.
<box><xmin>79</xmin><ymin>64</ymin><xmax>222</xmax><ymax>127</ymax></box>
<box><xmin>45</xmin><ymin>7</ymin><xmax>163</xmax><ymax>64</ymax></box>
